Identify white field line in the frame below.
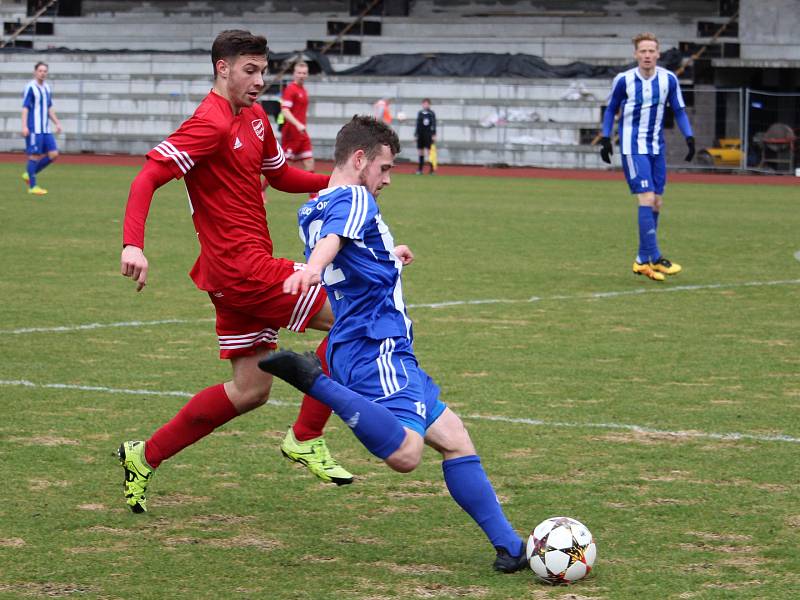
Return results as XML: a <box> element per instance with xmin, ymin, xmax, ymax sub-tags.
<box><xmin>2</xmin><ymin>379</ymin><xmax>798</xmax><ymax>445</ymax></box>
<box><xmin>4</xmin><ymin>278</ymin><xmax>800</xmax><ymax>336</ymax></box>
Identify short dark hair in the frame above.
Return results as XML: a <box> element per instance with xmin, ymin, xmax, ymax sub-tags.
<box><xmin>211</xmin><ymin>30</ymin><xmax>268</xmax><ymax>78</ymax></box>
<box><xmin>422</xmin><ymin>98</ymin><xmax>430</xmax><ymax>104</ymax></box>
<box><xmin>34</xmin><ymin>62</ymin><xmax>48</xmax><ymax>70</ymax></box>
<box><xmin>334</xmin><ymin>115</ymin><xmax>401</xmax><ymax>166</ymax></box>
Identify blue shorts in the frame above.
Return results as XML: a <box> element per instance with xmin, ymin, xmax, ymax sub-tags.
<box><xmin>622</xmin><ymin>153</ymin><xmax>666</xmax><ymax>195</ymax></box>
<box><xmin>26</xmin><ymin>133</ymin><xmax>58</xmax><ymax>156</ymax></box>
<box><xmin>328</xmin><ymin>336</ymin><xmax>447</xmax><ymax>437</ymax></box>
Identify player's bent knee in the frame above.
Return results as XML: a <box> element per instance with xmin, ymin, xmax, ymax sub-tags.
<box><xmin>385</xmin><ymin>430</ymin><xmax>424</xmax><ymax>472</ymax></box>
<box><xmin>386</xmin><ymin>453</ymin><xmax>421</xmax><ymax>473</ymax></box>
<box><xmin>226</xmin><ymin>382</ymin><xmax>272</xmax><ymax>413</ymax></box>
<box><xmin>49</xmin><ymin>151</ymin><xmax>59</xmax><ymax>160</ymax></box>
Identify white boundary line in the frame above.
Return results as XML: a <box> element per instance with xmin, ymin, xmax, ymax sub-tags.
<box><xmin>3</xmin><ymin>278</ymin><xmax>800</xmax><ymax>336</ymax></box>
<box><xmin>2</xmin><ymin>379</ymin><xmax>798</xmax><ymax>445</ymax></box>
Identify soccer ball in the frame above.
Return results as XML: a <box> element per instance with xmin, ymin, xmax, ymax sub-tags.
<box><xmin>526</xmin><ymin>516</ymin><xmax>596</xmax><ymax>584</ymax></box>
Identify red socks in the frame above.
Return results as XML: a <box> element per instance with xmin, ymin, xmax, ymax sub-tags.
<box><xmin>145</xmin><ymin>383</ymin><xmax>238</xmax><ymax>468</ymax></box>
<box><xmin>292</xmin><ymin>337</ymin><xmax>334</xmax><ymax>442</ymax></box>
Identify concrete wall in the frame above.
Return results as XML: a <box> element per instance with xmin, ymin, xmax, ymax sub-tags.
<box><xmin>739</xmin><ymin>0</ymin><xmax>800</xmax><ymax>61</ymax></box>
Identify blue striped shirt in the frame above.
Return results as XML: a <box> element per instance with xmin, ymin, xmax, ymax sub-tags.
<box><xmin>297</xmin><ymin>185</ymin><xmax>413</xmax><ymax>345</ymax></box>
<box><xmin>22</xmin><ymin>79</ymin><xmax>53</xmax><ymax>134</ymax></box>
<box><xmin>602</xmin><ymin>66</ymin><xmax>693</xmax><ymax>155</ymax></box>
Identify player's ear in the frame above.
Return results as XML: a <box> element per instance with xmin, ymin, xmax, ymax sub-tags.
<box><xmin>215</xmin><ymin>59</ymin><xmax>229</xmax><ymax>79</ymax></box>
<box><xmin>352</xmin><ymin>149</ymin><xmax>366</xmax><ymax>170</ymax></box>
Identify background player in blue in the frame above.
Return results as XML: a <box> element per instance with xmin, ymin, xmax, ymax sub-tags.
<box><xmin>260</xmin><ymin>115</ymin><xmax>528</xmax><ymax>573</ymax></box>
<box><xmin>21</xmin><ymin>62</ymin><xmax>62</xmax><ymax>196</ymax></box>
<box><xmin>599</xmin><ymin>32</ymin><xmax>695</xmax><ymax>282</ymax></box>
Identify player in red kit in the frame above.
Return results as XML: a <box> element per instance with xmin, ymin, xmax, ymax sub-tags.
<box><xmin>117</xmin><ymin>30</ymin><xmax>352</xmax><ymax>514</ymax></box>
<box><xmin>280</xmin><ymin>61</ymin><xmax>314</xmax><ymax>172</ymax></box>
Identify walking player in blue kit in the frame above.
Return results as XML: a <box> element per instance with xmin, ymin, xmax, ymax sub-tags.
<box><xmin>599</xmin><ymin>32</ymin><xmax>695</xmax><ymax>282</ymax></box>
<box><xmin>260</xmin><ymin>115</ymin><xmax>527</xmax><ymax>573</ymax></box>
<box><xmin>21</xmin><ymin>62</ymin><xmax>61</xmax><ymax>196</ymax></box>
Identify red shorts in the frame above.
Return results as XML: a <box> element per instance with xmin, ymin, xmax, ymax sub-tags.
<box><xmin>208</xmin><ymin>261</ymin><xmax>327</xmax><ymax>359</ymax></box>
<box><xmin>281</xmin><ymin>129</ymin><xmax>313</xmax><ymax>161</ymax></box>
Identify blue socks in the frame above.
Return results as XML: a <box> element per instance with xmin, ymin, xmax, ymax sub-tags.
<box><xmin>26</xmin><ymin>159</ymin><xmax>37</xmax><ymax>187</ymax></box>
<box><xmin>308</xmin><ymin>376</ymin><xmax>406</xmax><ymax>459</ymax></box>
<box><xmin>35</xmin><ymin>156</ymin><xmax>52</xmax><ymax>173</ymax></box>
<box><xmin>443</xmin><ymin>455</ymin><xmax>524</xmax><ymax>556</ymax></box>
<box><xmin>637</xmin><ymin>205</ymin><xmax>661</xmax><ymax>263</ymax></box>
<box><xmin>652</xmin><ymin>209</ymin><xmax>660</xmax><ymax>230</ymax></box>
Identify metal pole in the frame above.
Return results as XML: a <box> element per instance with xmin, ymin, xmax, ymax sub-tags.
<box><xmin>77</xmin><ymin>78</ymin><xmax>84</xmax><ymax>153</ymax></box>
<box><xmin>743</xmin><ymin>88</ymin><xmax>750</xmax><ymax>171</ymax></box>
<box><xmin>738</xmin><ymin>87</ymin><xmax>745</xmax><ymax>170</ymax></box>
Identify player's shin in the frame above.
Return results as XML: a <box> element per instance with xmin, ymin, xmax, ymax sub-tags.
<box><xmin>308</xmin><ymin>376</ymin><xmax>406</xmax><ymax>459</ymax></box>
<box><xmin>144</xmin><ymin>383</ymin><xmax>238</xmax><ymax>468</ymax></box>
<box><xmin>26</xmin><ymin>159</ymin><xmax>37</xmax><ymax>186</ymax></box>
<box><xmin>292</xmin><ymin>338</ymin><xmax>333</xmax><ymax>441</ymax></box>
<box><xmin>637</xmin><ymin>205</ymin><xmax>661</xmax><ymax>263</ymax></box>
<box><xmin>442</xmin><ymin>455</ymin><xmax>524</xmax><ymax>556</ymax></box>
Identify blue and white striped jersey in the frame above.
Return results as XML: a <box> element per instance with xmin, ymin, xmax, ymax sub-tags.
<box><xmin>601</xmin><ymin>66</ymin><xmax>693</xmax><ymax>155</ymax></box>
<box><xmin>22</xmin><ymin>80</ymin><xmax>53</xmax><ymax>134</ymax></box>
<box><xmin>297</xmin><ymin>185</ymin><xmax>413</xmax><ymax>345</ymax></box>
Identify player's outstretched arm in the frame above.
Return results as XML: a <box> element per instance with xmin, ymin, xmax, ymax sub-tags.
<box><xmin>268</xmin><ymin>165</ymin><xmax>329</xmax><ymax>194</ymax></box>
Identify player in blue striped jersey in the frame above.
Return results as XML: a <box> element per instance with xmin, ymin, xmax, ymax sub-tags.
<box><xmin>600</xmin><ymin>33</ymin><xmax>695</xmax><ymax>281</ymax></box>
<box><xmin>260</xmin><ymin>115</ymin><xmax>528</xmax><ymax>573</ymax></box>
<box><xmin>21</xmin><ymin>62</ymin><xmax>61</xmax><ymax>196</ymax></box>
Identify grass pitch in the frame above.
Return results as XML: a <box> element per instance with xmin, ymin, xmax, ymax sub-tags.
<box><xmin>1</xmin><ymin>161</ymin><xmax>799</xmax><ymax>599</ymax></box>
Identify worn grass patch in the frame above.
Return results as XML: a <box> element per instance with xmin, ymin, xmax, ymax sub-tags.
<box><xmin>0</xmin><ymin>163</ymin><xmax>799</xmax><ymax>598</ymax></box>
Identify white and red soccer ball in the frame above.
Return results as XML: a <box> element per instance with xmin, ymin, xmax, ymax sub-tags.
<box><xmin>526</xmin><ymin>516</ymin><xmax>596</xmax><ymax>584</ymax></box>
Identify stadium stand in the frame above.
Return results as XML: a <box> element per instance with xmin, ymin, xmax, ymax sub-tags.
<box><xmin>1</xmin><ymin>0</ymin><xmax>797</xmax><ymax>168</ymax></box>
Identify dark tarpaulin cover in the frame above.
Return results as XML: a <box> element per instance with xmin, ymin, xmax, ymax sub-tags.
<box><xmin>334</xmin><ymin>48</ymin><xmax>684</xmax><ymax>78</ymax></box>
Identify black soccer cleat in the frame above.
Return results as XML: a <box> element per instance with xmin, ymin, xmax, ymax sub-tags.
<box><xmin>258</xmin><ymin>350</ymin><xmax>324</xmax><ymax>394</ymax></box>
<box><xmin>493</xmin><ymin>546</ymin><xmax>529</xmax><ymax>573</ymax></box>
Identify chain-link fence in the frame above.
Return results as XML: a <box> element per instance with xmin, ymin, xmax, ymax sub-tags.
<box><xmin>687</xmin><ymin>87</ymin><xmax>799</xmax><ymax>173</ymax></box>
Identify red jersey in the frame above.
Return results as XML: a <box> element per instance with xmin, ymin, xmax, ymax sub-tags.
<box><xmin>143</xmin><ymin>91</ymin><xmax>289</xmax><ymax>291</ymax></box>
<box><xmin>281</xmin><ymin>81</ymin><xmax>308</xmax><ymax>134</ymax></box>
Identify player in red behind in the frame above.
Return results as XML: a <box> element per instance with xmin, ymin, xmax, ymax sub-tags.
<box><xmin>117</xmin><ymin>30</ymin><xmax>351</xmax><ymax>514</ymax></box>
<box><xmin>280</xmin><ymin>61</ymin><xmax>314</xmax><ymax>173</ymax></box>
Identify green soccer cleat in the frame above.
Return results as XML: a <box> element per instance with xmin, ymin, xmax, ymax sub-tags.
<box><xmin>280</xmin><ymin>427</ymin><xmax>354</xmax><ymax>486</ymax></box>
<box><xmin>22</xmin><ymin>172</ymin><xmax>29</xmax><ymax>183</ymax></box>
<box><xmin>27</xmin><ymin>185</ymin><xmax>47</xmax><ymax>195</ymax></box>
<box><xmin>118</xmin><ymin>440</ymin><xmax>154</xmax><ymax>513</ymax></box>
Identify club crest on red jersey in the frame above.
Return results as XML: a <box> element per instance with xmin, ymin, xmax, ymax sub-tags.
<box><xmin>252</xmin><ymin>119</ymin><xmax>264</xmax><ymax>141</ymax></box>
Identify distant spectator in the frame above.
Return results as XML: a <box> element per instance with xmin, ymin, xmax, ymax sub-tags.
<box><xmin>373</xmin><ymin>97</ymin><xmax>392</xmax><ymax>124</ymax></box>
<box><xmin>21</xmin><ymin>62</ymin><xmax>61</xmax><ymax>196</ymax></box>
<box><xmin>414</xmin><ymin>98</ymin><xmax>436</xmax><ymax>174</ymax></box>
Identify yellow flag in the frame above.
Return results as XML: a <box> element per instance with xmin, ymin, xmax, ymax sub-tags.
<box><xmin>429</xmin><ymin>143</ymin><xmax>438</xmax><ymax>171</ymax></box>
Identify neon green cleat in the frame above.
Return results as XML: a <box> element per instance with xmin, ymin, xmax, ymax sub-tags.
<box><xmin>27</xmin><ymin>185</ymin><xmax>47</xmax><ymax>195</ymax></box>
<box><xmin>118</xmin><ymin>440</ymin><xmax>154</xmax><ymax>513</ymax></box>
<box><xmin>22</xmin><ymin>172</ymin><xmax>29</xmax><ymax>183</ymax></box>
<box><xmin>280</xmin><ymin>427</ymin><xmax>354</xmax><ymax>486</ymax></box>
